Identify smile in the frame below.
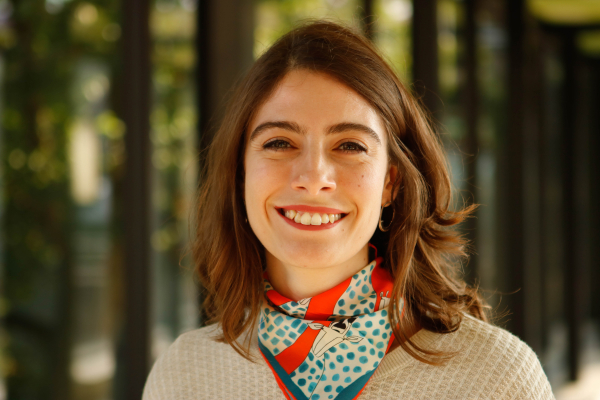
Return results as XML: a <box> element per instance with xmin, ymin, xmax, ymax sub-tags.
<box><xmin>277</xmin><ymin>206</ymin><xmax>347</xmax><ymax>230</ymax></box>
<box><xmin>284</xmin><ymin>209</ymin><xmax>342</xmax><ymax>225</ymax></box>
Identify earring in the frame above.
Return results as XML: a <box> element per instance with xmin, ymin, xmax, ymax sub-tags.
<box><xmin>378</xmin><ymin>201</ymin><xmax>394</xmax><ymax>232</ymax></box>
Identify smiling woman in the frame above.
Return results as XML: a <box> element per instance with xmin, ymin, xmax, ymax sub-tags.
<box><xmin>245</xmin><ymin>70</ymin><xmax>394</xmax><ymax>300</ymax></box>
<box><xmin>142</xmin><ymin>21</ymin><xmax>554</xmax><ymax>400</ymax></box>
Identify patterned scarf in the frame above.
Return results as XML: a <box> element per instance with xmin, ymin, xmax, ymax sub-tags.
<box><xmin>258</xmin><ymin>254</ymin><xmax>401</xmax><ymax>400</ymax></box>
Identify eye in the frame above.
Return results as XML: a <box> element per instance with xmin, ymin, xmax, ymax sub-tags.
<box><xmin>337</xmin><ymin>141</ymin><xmax>367</xmax><ymax>153</ymax></box>
<box><xmin>263</xmin><ymin>139</ymin><xmax>292</xmax><ymax>151</ymax></box>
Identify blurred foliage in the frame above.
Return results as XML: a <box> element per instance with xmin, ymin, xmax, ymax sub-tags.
<box><xmin>438</xmin><ymin>0</ymin><xmax>459</xmax><ymax>102</ymax></box>
<box><xmin>254</xmin><ymin>0</ymin><xmax>361</xmax><ymax>58</ymax></box>
<box><xmin>253</xmin><ymin>0</ymin><xmax>413</xmax><ymax>79</ymax></box>
<box><xmin>373</xmin><ymin>0</ymin><xmax>412</xmax><ymax>79</ymax></box>
<box><xmin>528</xmin><ymin>0</ymin><xmax>600</xmax><ymax>26</ymax></box>
<box><xmin>0</xmin><ymin>0</ymin><xmax>120</xmax><ymax>398</ymax></box>
<box><xmin>437</xmin><ymin>0</ymin><xmax>463</xmax><ymax>142</ymax></box>
<box><xmin>476</xmin><ymin>0</ymin><xmax>507</xmax><ymax>150</ymax></box>
<box><xmin>578</xmin><ymin>30</ymin><xmax>600</xmax><ymax>57</ymax></box>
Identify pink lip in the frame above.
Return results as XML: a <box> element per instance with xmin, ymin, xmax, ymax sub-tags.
<box><xmin>279</xmin><ymin>205</ymin><xmax>345</xmax><ymax>214</ymax></box>
<box><xmin>278</xmin><ymin>211</ymin><xmax>342</xmax><ymax>231</ymax></box>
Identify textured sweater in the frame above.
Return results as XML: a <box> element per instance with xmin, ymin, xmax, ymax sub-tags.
<box><xmin>143</xmin><ymin>314</ymin><xmax>554</xmax><ymax>399</ymax></box>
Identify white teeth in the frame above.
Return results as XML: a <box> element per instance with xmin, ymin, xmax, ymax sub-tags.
<box><xmin>300</xmin><ymin>213</ymin><xmax>312</xmax><ymax>225</ymax></box>
<box><xmin>311</xmin><ymin>214</ymin><xmax>322</xmax><ymax>225</ymax></box>
<box><xmin>283</xmin><ymin>209</ymin><xmax>343</xmax><ymax>225</ymax></box>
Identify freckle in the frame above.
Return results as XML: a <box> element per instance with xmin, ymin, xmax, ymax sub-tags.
<box><xmin>361</xmin><ymin>175</ymin><xmax>364</xmax><ymax>178</ymax></box>
<box><xmin>358</xmin><ymin>185</ymin><xmax>361</xmax><ymax>187</ymax></box>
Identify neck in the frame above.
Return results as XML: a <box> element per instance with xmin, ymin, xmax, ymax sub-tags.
<box><xmin>265</xmin><ymin>244</ymin><xmax>370</xmax><ymax>301</ymax></box>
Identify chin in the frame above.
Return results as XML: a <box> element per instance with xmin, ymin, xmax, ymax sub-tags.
<box><xmin>273</xmin><ymin>241</ymin><xmax>351</xmax><ymax>269</ymax></box>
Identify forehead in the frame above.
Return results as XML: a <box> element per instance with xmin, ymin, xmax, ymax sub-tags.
<box><xmin>248</xmin><ymin>70</ymin><xmax>386</xmax><ymax>139</ymax></box>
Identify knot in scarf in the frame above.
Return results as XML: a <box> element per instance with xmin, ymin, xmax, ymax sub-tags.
<box><xmin>258</xmin><ymin>257</ymin><xmax>402</xmax><ymax>400</ymax></box>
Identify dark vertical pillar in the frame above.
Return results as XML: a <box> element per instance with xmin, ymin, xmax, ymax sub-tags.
<box><xmin>561</xmin><ymin>30</ymin><xmax>581</xmax><ymax>382</ymax></box>
<box><xmin>196</xmin><ymin>0</ymin><xmax>210</xmax><ymax>326</ymax></box>
<box><xmin>462</xmin><ymin>0</ymin><xmax>479</xmax><ymax>285</ymax></box>
<box><xmin>522</xmin><ymin>25</ymin><xmax>544</xmax><ymax>355</ymax></box>
<box><xmin>590</xmin><ymin>59</ymin><xmax>600</xmax><ymax>324</ymax></box>
<box><xmin>502</xmin><ymin>0</ymin><xmax>526</xmax><ymax>339</ymax></box>
<box><xmin>361</xmin><ymin>0</ymin><xmax>375</xmax><ymax>41</ymax></box>
<box><xmin>412</xmin><ymin>0</ymin><xmax>441</xmax><ymax>118</ymax></box>
<box><xmin>576</xmin><ymin>54</ymin><xmax>593</xmax><ymax>374</ymax></box>
<box><xmin>54</xmin><ymin>249</ymin><xmax>74</xmax><ymax>400</ymax></box>
<box><xmin>536</xmin><ymin>32</ymin><xmax>550</xmax><ymax>353</ymax></box>
<box><xmin>196</xmin><ymin>0</ymin><xmax>255</xmax><ymax>325</ymax></box>
<box><xmin>497</xmin><ymin>4</ymin><xmax>548</xmax><ymax>353</ymax></box>
<box><xmin>122</xmin><ymin>0</ymin><xmax>152</xmax><ymax>397</ymax></box>
<box><xmin>197</xmin><ymin>0</ymin><xmax>211</xmax><ymax>172</ymax></box>
<box><xmin>197</xmin><ymin>0</ymin><xmax>255</xmax><ymax>161</ymax></box>
<box><xmin>502</xmin><ymin>2</ymin><xmax>544</xmax><ymax>353</ymax></box>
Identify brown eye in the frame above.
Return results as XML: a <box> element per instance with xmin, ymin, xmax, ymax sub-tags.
<box><xmin>263</xmin><ymin>139</ymin><xmax>292</xmax><ymax>151</ymax></box>
<box><xmin>338</xmin><ymin>141</ymin><xmax>367</xmax><ymax>153</ymax></box>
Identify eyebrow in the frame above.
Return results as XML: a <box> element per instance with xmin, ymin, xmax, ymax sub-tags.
<box><xmin>249</xmin><ymin>121</ymin><xmax>306</xmax><ymax>141</ymax></box>
<box><xmin>249</xmin><ymin>121</ymin><xmax>382</xmax><ymax>145</ymax></box>
<box><xmin>327</xmin><ymin>122</ymin><xmax>381</xmax><ymax>145</ymax></box>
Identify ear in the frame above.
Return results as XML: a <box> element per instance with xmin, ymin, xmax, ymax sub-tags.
<box><xmin>382</xmin><ymin>163</ymin><xmax>400</xmax><ymax>206</ymax></box>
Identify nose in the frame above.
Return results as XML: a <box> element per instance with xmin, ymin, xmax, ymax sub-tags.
<box><xmin>291</xmin><ymin>147</ymin><xmax>336</xmax><ymax>195</ymax></box>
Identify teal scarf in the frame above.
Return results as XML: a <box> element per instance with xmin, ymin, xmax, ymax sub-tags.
<box><xmin>258</xmin><ymin>256</ymin><xmax>401</xmax><ymax>400</ymax></box>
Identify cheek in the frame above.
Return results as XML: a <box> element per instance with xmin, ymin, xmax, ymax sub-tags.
<box><xmin>244</xmin><ymin>158</ymin><xmax>285</xmax><ymax>213</ymax></box>
<box><xmin>339</xmin><ymin>163</ymin><xmax>386</xmax><ymax>199</ymax></box>
<box><xmin>339</xmin><ymin>162</ymin><xmax>388</xmax><ymax>228</ymax></box>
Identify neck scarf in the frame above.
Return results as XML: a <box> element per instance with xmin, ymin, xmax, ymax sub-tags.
<box><xmin>258</xmin><ymin>255</ymin><xmax>402</xmax><ymax>400</ymax></box>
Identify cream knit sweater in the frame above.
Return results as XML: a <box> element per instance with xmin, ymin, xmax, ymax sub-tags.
<box><xmin>143</xmin><ymin>314</ymin><xmax>554</xmax><ymax>399</ymax></box>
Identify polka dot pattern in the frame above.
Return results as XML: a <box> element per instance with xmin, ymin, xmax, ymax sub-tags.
<box><xmin>259</xmin><ymin>305</ymin><xmax>308</xmax><ymax>355</ymax></box>
<box><xmin>259</xmin><ymin>259</ymin><xmax>401</xmax><ymax>400</ymax></box>
<box><xmin>334</xmin><ymin>261</ymin><xmax>379</xmax><ymax>317</ymax></box>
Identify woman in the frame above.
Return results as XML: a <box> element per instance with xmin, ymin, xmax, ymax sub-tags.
<box><xmin>143</xmin><ymin>21</ymin><xmax>553</xmax><ymax>399</ymax></box>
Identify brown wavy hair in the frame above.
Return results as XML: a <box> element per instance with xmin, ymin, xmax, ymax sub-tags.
<box><xmin>193</xmin><ymin>20</ymin><xmax>487</xmax><ymax>364</ymax></box>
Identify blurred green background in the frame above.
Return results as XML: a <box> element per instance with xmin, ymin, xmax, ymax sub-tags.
<box><xmin>0</xmin><ymin>0</ymin><xmax>599</xmax><ymax>399</ymax></box>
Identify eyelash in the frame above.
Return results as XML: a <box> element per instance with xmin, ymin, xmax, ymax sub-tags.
<box><xmin>338</xmin><ymin>141</ymin><xmax>367</xmax><ymax>153</ymax></box>
<box><xmin>263</xmin><ymin>139</ymin><xmax>367</xmax><ymax>153</ymax></box>
<box><xmin>263</xmin><ymin>139</ymin><xmax>291</xmax><ymax>151</ymax></box>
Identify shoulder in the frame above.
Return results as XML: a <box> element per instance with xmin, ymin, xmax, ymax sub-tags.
<box><xmin>363</xmin><ymin>315</ymin><xmax>555</xmax><ymax>400</ymax></box>
<box><xmin>141</xmin><ymin>325</ymin><xmax>226</xmax><ymax>400</ymax></box>
<box><xmin>147</xmin><ymin>324</ymin><xmax>237</xmax><ymax>375</ymax></box>
<box><xmin>446</xmin><ymin>315</ymin><xmax>554</xmax><ymax>399</ymax></box>
<box><xmin>142</xmin><ymin>324</ymin><xmax>283</xmax><ymax>400</ymax></box>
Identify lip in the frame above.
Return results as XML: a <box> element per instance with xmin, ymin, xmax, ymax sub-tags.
<box><xmin>279</xmin><ymin>205</ymin><xmax>346</xmax><ymax>214</ymax></box>
<box><xmin>277</xmin><ymin>211</ymin><xmax>343</xmax><ymax>231</ymax></box>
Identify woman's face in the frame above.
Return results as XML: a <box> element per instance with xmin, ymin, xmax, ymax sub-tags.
<box><xmin>244</xmin><ymin>70</ymin><xmax>396</xmax><ymax>270</ymax></box>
